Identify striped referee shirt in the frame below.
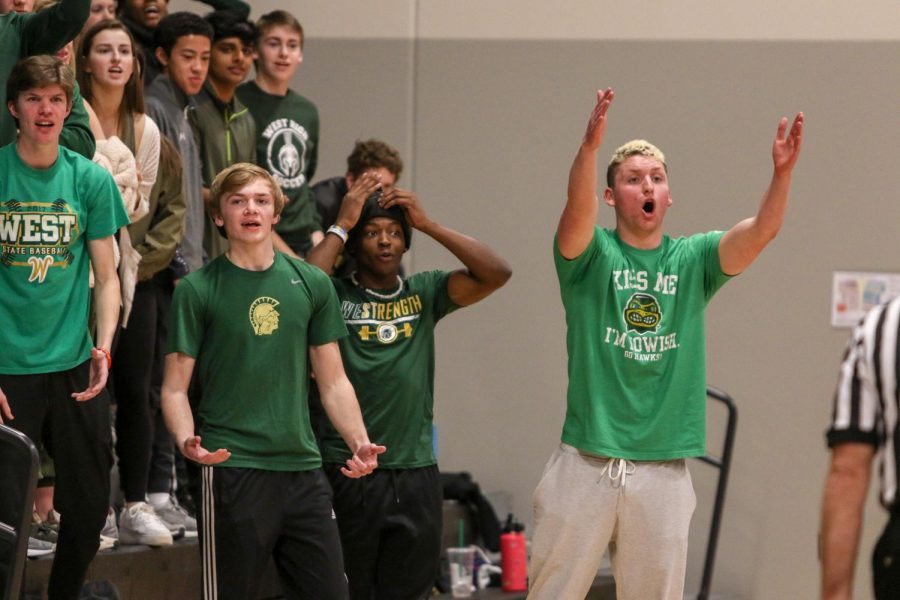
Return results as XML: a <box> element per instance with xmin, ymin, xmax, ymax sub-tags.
<box><xmin>828</xmin><ymin>297</ymin><xmax>900</xmax><ymax>508</ymax></box>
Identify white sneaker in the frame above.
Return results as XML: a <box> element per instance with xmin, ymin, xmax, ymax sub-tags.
<box><xmin>101</xmin><ymin>507</ymin><xmax>118</xmax><ymax>539</ymax></box>
<box><xmin>118</xmin><ymin>502</ymin><xmax>173</xmax><ymax>546</ymax></box>
<box><xmin>151</xmin><ymin>495</ymin><xmax>198</xmax><ymax>539</ymax></box>
<box><xmin>99</xmin><ymin>507</ymin><xmax>119</xmax><ymax>551</ymax></box>
<box><xmin>98</xmin><ymin>534</ymin><xmax>117</xmax><ymax>552</ymax></box>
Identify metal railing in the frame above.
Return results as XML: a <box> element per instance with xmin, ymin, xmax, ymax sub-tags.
<box><xmin>693</xmin><ymin>387</ymin><xmax>738</xmax><ymax>600</ymax></box>
<box><xmin>0</xmin><ymin>424</ymin><xmax>39</xmax><ymax>600</ymax></box>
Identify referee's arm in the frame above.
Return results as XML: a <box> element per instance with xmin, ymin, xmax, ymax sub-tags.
<box><xmin>820</xmin><ymin>442</ymin><xmax>876</xmax><ymax>600</ymax></box>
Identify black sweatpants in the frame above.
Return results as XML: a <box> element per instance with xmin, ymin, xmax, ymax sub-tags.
<box><xmin>0</xmin><ymin>360</ymin><xmax>112</xmax><ymax>600</ymax></box>
<box><xmin>200</xmin><ymin>466</ymin><xmax>348</xmax><ymax>600</ymax></box>
<box><xmin>874</xmin><ymin>511</ymin><xmax>900</xmax><ymax>599</ymax></box>
<box><xmin>111</xmin><ymin>275</ymin><xmax>172</xmax><ymax>502</ymax></box>
<box><xmin>325</xmin><ymin>464</ymin><xmax>442</xmax><ymax>600</ymax></box>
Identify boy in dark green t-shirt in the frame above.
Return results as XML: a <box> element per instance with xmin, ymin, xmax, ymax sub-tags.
<box><xmin>529</xmin><ymin>88</ymin><xmax>804</xmax><ymax>599</ymax></box>
<box><xmin>162</xmin><ymin>162</ymin><xmax>384</xmax><ymax>600</ymax></box>
<box><xmin>306</xmin><ymin>162</ymin><xmax>512</xmax><ymax>599</ymax></box>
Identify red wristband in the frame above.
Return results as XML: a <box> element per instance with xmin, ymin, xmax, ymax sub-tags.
<box><xmin>96</xmin><ymin>347</ymin><xmax>112</xmax><ymax>370</ymax></box>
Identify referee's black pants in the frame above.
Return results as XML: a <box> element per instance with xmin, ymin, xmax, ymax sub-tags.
<box><xmin>874</xmin><ymin>510</ymin><xmax>900</xmax><ymax>598</ymax></box>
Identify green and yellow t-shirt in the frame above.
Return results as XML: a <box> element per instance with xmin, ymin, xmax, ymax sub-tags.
<box><xmin>168</xmin><ymin>252</ymin><xmax>347</xmax><ymax>471</ymax></box>
<box><xmin>321</xmin><ymin>270</ymin><xmax>459</xmax><ymax>468</ymax></box>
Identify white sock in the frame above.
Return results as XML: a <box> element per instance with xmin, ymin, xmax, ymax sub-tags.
<box><xmin>147</xmin><ymin>493</ymin><xmax>169</xmax><ymax>508</ymax></box>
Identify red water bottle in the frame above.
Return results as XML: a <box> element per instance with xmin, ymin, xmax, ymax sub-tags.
<box><xmin>500</xmin><ymin>514</ymin><xmax>527</xmax><ymax>592</ymax></box>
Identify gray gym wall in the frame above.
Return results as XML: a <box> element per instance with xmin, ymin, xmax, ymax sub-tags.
<box><xmin>173</xmin><ymin>1</ymin><xmax>900</xmax><ymax>597</ymax></box>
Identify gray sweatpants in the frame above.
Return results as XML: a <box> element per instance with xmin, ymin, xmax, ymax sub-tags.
<box><xmin>528</xmin><ymin>443</ymin><xmax>696</xmax><ymax>600</ymax></box>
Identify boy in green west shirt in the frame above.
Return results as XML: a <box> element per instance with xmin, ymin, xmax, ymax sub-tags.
<box><xmin>306</xmin><ymin>164</ymin><xmax>512</xmax><ymax>599</ymax></box>
<box><xmin>162</xmin><ymin>162</ymin><xmax>385</xmax><ymax>600</ymax></box>
<box><xmin>528</xmin><ymin>88</ymin><xmax>804</xmax><ymax>599</ymax></box>
<box><xmin>236</xmin><ymin>9</ymin><xmax>321</xmax><ymax>258</ymax></box>
<box><xmin>0</xmin><ymin>55</ymin><xmax>128</xmax><ymax>598</ymax></box>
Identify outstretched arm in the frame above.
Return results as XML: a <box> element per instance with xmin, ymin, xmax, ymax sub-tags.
<box><xmin>718</xmin><ymin>113</ymin><xmax>803</xmax><ymax>275</ymax></box>
<box><xmin>557</xmin><ymin>88</ymin><xmax>614</xmax><ymax>260</ymax></box>
<box><xmin>72</xmin><ymin>236</ymin><xmax>119</xmax><ymax>401</ymax></box>
<box><xmin>306</xmin><ymin>172</ymin><xmax>382</xmax><ymax>274</ymax></box>
<box><xmin>381</xmin><ymin>189</ymin><xmax>512</xmax><ymax>306</ymax></box>
<box><xmin>310</xmin><ymin>341</ymin><xmax>385</xmax><ymax>478</ymax></box>
<box><xmin>19</xmin><ymin>0</ymin><xmax>89</xmax><ymax>55</ymax></box>
<box><xmin>161</xmin><ymin>352</ymin><xmax>231</xmax><ymax>465</ymax></box>
<box><xmin>820</xmin><ymin>442</ymin><xmax>874</xmax><ymax>600</ymax></box>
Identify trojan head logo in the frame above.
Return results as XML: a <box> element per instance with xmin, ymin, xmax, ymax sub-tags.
<box><xmin>264</xmin><ymin>122</ymin><xmax>309</xmax><ymax>188</ymax></box>
<box><xmin>277</xmin><ymin>131</ymin><xmax>301</xmax><ymax>178</ymax></box>
<box><xmin>624</xmin><ymin>293</ymin><xmax>661</xmax><ymax>333</ymax></box>
<box><xmin>249</xmin><ymin>296</ymin><xmax>280</xmax><ymax>336</ymax></box>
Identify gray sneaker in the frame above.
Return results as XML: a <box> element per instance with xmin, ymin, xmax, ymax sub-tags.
<box><xmin>151</xmin><ymin>496</ymin><xmax>197</xmax><ymax>539</ymax></box>
<box><xmin>118</xmin><ymin>502</ymin><xmax>173</xmax><ymax>547</ymax></box>
<box><xmin>27</xmin><ymin>536</ymin><xmax>55</xmax><ymax>558</ymax></box>
<box><xmin>30</xmin><ymin>517</ymin><xmax>58</xmax><ymax>545</ymax></box>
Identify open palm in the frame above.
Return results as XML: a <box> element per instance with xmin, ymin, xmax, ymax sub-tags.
<box><xmin>582</xmin><ymin>88</ymin><xmax>614</xmax><ymax>151</ymax></box>
<box><xmin>772</xmin><ymin>113</ymin><xmax>804</xmax><ymax>174</ymax></box>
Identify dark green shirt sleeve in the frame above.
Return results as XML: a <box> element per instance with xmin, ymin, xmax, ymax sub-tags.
<box><xmin>307</xmin><ymin>267</ymin><xmax>348</xmax><ymax>346</ymax></box>
<box><xmin>306</xmin><ymin>110</ymin><xmax>319</xmax><ymax>189</ymax></box>
<box><xmin>422</xmin><ymin>270</ymin><xmax>460</xmax><ymax>322</ymax></box>
<box><xmin>168</xmin><ymin>280</ymin><xmax>206</xmax><ymax>357</ymax></box>
<box><xmin>19</xmin><ymin>0</ymin><xmax>89</xmax><ymax>55</ymax></box>
<box><xmin>59</xmin><ymin>83</ymin><xmax>96</xmax><ymax>159</ymax></box>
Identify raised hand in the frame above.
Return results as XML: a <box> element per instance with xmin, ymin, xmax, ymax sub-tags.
<box><xmin>337</xmin><ymin>171</ymin><xmax>383</xmax><ymax>230</ymax></box>
<box><xmin>181</xmin><ymin>435</ymin><xmax>231</xmax><ymax>465</ymax></box>
<box><xmin>340</xmin><ymin>442</ymin><xmax>387</xmax><ymax>478</ymax></box>
<box><xmin>582</xmin><ymin>88</ymin><xmax>614</xmax><ymax>151</ymax></box>
<box><xmin>772</xmin><ymin>112</ymin><xmax>804</xmax><ymax>175</ymax></box>
<box><xmin>380</xmin><ymin>188</ymin><xmax>429</xmax><ymax>230</ymax></box>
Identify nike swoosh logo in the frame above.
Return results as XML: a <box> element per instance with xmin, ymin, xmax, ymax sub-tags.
<box><xmin>291</xmin><ymin>279</ymin><xmax>302</xmax><ymax>285</ymax></box>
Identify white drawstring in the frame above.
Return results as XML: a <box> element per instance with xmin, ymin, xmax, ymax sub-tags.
<box><xmin>598</xmin><ymin>458</ymin><xmax>636</xmax><ymax>488</ymax></box>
